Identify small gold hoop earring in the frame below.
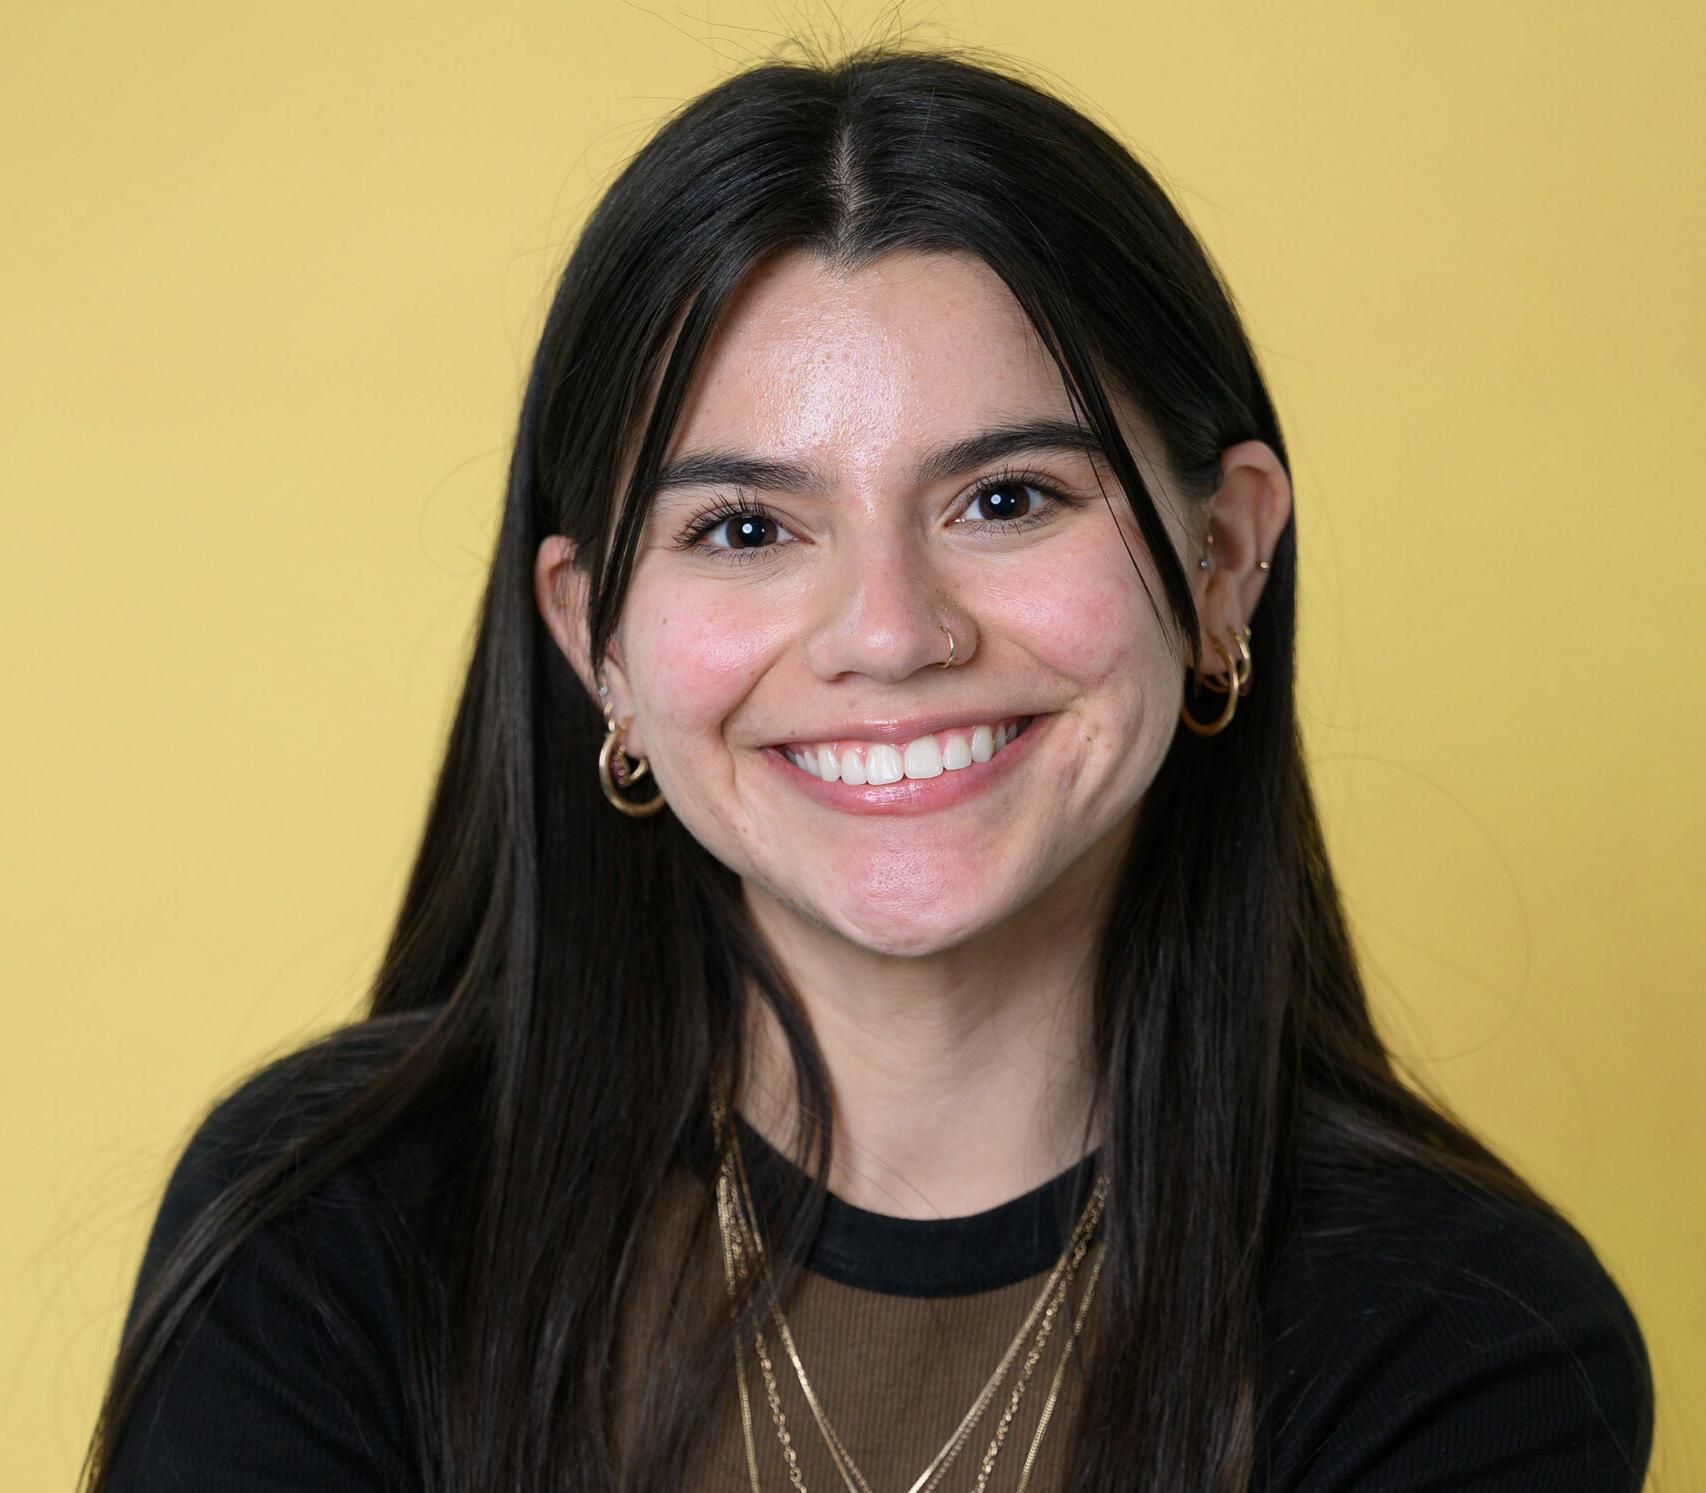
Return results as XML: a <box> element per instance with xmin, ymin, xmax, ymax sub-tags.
<box><xmin>938</xmin><ymin>625</ymin><xmax>957</xmax><ymax>668</ymax></box>
<box><xmin>1179</xmin><ymin>627</ymin><xmax>1252</xmax><ymax>736</ymax></box>
<box><xmin>599</xmin><ymin>715</ymin><xmax>667</xmax><ymax>816</ymax></box>
<box><xmin>1196</xmin><ymin>625</ymin><xmax>1253</xmax><ymax>697</ymax></box>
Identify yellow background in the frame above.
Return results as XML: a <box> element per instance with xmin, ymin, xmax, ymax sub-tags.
<box><xmin>4</xmin><ymin>3</ymin><xmax>1701</xmax><ymax>1487</ymax></box>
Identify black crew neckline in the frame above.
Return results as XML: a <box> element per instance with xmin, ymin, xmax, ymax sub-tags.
<box><xmin>686</xmin><ymin>1108</ymin><xmax>1103</xmax><ymax>1298</ymax></box>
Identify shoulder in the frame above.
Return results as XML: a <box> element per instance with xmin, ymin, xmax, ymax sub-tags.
<box><xmin>136</xmin><ymin>1028</ymin><xmax>466</xmax><ymax>1322</ymax></box>
<box><xmin>154</xmin><ymin>1021</ymin><xmax>458</xmax><ymax>1206</ymax></box>
<box><xmin>108</xmin><ymin>1029</ymin><xmax>459</xmax><ymax>1491</ymax></box>
<box><xmin>139</xmin><ymin>1030</ymin><xmax>464</xmax><ymax>1269</ymax></box>
<box><xmin>1257</xmin><ymin>1157</ymin><xmax>1654</xmax><ymax>1492</ymax></box>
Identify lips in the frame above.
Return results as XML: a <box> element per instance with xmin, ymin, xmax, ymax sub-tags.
<box><xmin>760</xmin><ymin>710</ymin><xmax>1052</xmax><ymax>816</ymax></box>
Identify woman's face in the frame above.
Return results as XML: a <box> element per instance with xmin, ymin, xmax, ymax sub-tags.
<box><xmin>552</xmin><ymin>248</ymin><xmax>1210</xmax><ymax>959</ymax></box>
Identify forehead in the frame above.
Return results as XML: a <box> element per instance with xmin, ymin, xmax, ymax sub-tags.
<box><xmin>668</xmin><ymin>248</ymin><xmax>1068</xmax><ymax>462</ymax></box>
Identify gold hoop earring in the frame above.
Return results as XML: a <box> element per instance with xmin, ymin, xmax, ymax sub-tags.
<box><xmin>598</xmin><ymin>713</ymin><xmax>667</xmax><ymax>816</ymax></box>
<box><xmin>1196</xmin><ymin>625</ymin><xmax>1253</xmax><ymax>697</ymax></box>
<box><xmin>1179</xmin><ymin>627</ymin><xmax>1253</xmax><ymax>736</ymax></box>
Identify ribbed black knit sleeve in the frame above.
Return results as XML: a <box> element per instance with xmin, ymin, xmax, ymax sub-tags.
<box><xmin>1256</xmin><ymin>1162</ymin><xmax>1654</xmax><ymax>1492</ymax></box>
<box><xmin>103</xmin><ymin>1074</ymin><xmax>419</xmax><ymax>1492</ymax></box>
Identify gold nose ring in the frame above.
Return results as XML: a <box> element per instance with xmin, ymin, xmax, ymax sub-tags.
<box><xmin>939</xmin><ymin>625</ymin><xmax>956</xmax><ymax>667</ymax></box>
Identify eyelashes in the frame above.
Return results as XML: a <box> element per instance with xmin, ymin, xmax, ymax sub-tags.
<box><xmin>669</xmin><ymin>467</ymin><xmax>1083</xmax><ymax>566</ymax></box>
<box><xmin>671</xmin><ymin>498</ymin><xmax>788</xmax><ymax>564</ymax></box>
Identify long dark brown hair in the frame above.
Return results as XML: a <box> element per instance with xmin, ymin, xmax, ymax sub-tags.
<box><xmin>83</xmin><ymin>39</ymin><xmax>1569</xmax><ymax>1492</ymax></box>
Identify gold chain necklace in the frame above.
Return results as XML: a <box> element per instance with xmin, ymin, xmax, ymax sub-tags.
<box><xmin>717</xmin><ymin>1117</ymin><xmax>1108</xmax><ymax>1493</ymax></box>
<box><xmin>711</xmin><ymin>1100</ymin><xmax>1108</xmax><ymax>1493</ymax></box>
<box><xmin>716</xmin><ymin>1163</ymin><xmax>1105</xmax><ymax>1493</ymax></box>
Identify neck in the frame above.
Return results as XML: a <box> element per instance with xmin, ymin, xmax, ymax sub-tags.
<box><xmin>737</xmin><ymin>839</ymin><xmax>1122</xmax><ymax>1219</ymax></box>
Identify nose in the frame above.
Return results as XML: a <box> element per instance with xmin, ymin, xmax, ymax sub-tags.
<box><xmin>801</xmin><ymin>519</ymin><xmax>974</xmax><ymax>682</ymax></box>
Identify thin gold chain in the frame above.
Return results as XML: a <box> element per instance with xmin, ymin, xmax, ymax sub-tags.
<box><xmin>730</xmin><ymin>1162</ymin><xmax>1104</xmax><ymax>1493</ymax></box>
<box><xmin>969</xmin><ymin>1223</ymin><xmax>1105</xmax><ymax>1492</ymax></box>
<box><xmin>1014</xmin><ymin>1239</ymin><xmax>1107</xmax><ymax>1493</ymax></box>
<box><xmin>716</xmin><ymin>1174</ymin><xmax>767</xmax><ymax>1492</ymax></box>
<box><xmin>712</xmin><ymin>1099</ymin><xmax>1107</xmax><ymax>1493</ymax></box>
<box><xmin>720</xmin><ymin>1101</ymin><xmax>1105</xmax><ymax>1493</ymax></box>
<box><xmin>724</xmin><ymin>1172</ymin><xmax>857</xmax><ymax>1491</ymax></box>
<box><xmin>726</xmin><ymin>1119</ymin><xmax>1106</xmax><ymax>1493</ymax></box>
<box><xmin>718</xmin><ymin>1135</ymin><xmax>1106</xmax><ymax>1493</ymax></box>
<box><xmin>724</xmin><ymin>1220</ymin><xmax>1107</xmax><ymax>1493</ymax></box>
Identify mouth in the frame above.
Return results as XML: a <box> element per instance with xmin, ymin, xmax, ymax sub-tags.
<box><xmin>760</xmin><ymin>713</ymin><xmax>1051</xmax><ymax>816</ymax></box>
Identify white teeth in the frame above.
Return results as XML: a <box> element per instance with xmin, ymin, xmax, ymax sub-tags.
<box><xmin>865</xmin><ymin>743</ymin><xmax>905</xmax><ymax>785</ymax></box>
<box><xmin>780</xmin><ymin>716</ymin><xmax>1033</xmax><ymax>783</ymax></box>
<box><xmin>903</xmin><ymin>737</ymin><xmax>944</xmax><ymax>778</ymax></box>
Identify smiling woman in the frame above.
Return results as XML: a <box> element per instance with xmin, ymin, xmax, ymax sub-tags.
<box><xmin>85</xmin><ymin>40</ymin><xmax>1652</xmax><ymax>1493</ymax></box>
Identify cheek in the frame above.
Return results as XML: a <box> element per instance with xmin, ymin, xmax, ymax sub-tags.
<box><xmin>992</xmin><ymin>541</ymin><xmax>1178</xmax><ymax>798</ymax></box>
<box><xmin>634</xmin><ymin>595</ymin><xmax>786</xmax><ymax>734</ymax></box>
<box><xmin>994</xmin><ymin>552</ymin><xmax>1154</xmax><ymax>685</ymax></box>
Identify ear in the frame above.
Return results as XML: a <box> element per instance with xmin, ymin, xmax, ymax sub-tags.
<box><xmin>534</xmin><ymin>533</ymin><xmax>597</xmax><ymax>698</ymax></box>
<box><xmin>533</xmin><ymin>534</ymin><xmax>640</xmax><ymax>744</ymax></box>
<box><xmin>1188</xmin><ymin>440</ymin><xmax>1291</xmax><ymax>678</ymax></box>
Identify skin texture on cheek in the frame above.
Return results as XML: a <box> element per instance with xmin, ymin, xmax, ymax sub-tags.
<box><xmin>987</xmin><ymin>505</ymin><xmax>1171</xmax><ymax>804</ymax></box>
<box><xmin>620</xmin><ymin>606</ymin><xmax>759</xmax><ymax>772</ymax></box>
<box><xmin>617</xmin><ymin>589</ymin><xmax>811</xmax><ymax>887</ymax></box>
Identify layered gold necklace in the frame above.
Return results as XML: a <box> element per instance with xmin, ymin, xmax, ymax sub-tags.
<box><xmin>710</xmin><ymin>1099</ymin><xmax>1109</xmax><ymax>1493</ymax></box>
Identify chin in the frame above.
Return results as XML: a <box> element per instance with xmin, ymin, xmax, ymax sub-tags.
<box><xmin>821</xmin><ymin>901</ymin><xmax>1004</xmax><ymax>960</ymax></box>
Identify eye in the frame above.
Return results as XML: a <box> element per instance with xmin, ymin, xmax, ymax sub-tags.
<box><xmin>673</xmin><ymin>499</ymin><xmax>798</xmax><ymax>564</ymax></box>
<box><xmin>709</xmin><ymin>515</ymin><xmax>781</xmax><ymax>549</ymax></box>
<box><xmin>969</xmin><ymin>484</ymin><xmax>1030</xmax><ymax>525</ymax></box>
<box><xmin>954</xmin><ymin>471</ymin><xmax>1074</xmax><ymax>534</ymax></box>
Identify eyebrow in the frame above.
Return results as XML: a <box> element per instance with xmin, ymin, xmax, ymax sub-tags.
<box><xmin>645</xmin><ymin>417</ymin><xmax>1109</xmax><ymax>501</ymax></box>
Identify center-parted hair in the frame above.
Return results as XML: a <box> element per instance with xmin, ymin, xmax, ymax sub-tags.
<box><xmin>84</xmin><ymin>41</ymin><xmax>1552</xmax><ymax>1493</ymax></box>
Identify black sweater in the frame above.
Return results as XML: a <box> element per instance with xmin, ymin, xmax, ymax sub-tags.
<box><xmin>105</xmin><ymin>1062</ymin><xmax>1654</xmax><ymax>1490</ymax></box>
